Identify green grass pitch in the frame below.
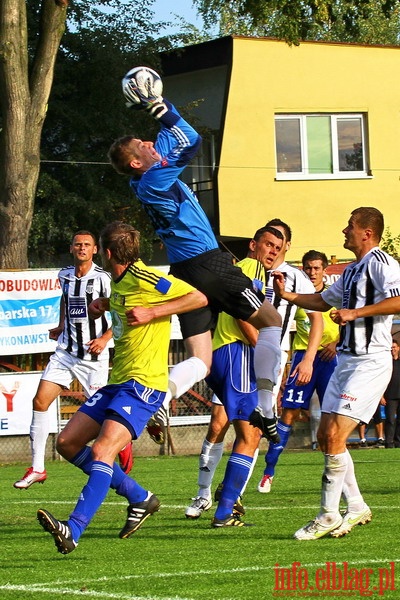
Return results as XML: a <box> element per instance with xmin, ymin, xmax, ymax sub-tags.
<box><xmin>2</xmin><ymin>449</ymin><xmax>400</xmax><ymax>599</ymax></box>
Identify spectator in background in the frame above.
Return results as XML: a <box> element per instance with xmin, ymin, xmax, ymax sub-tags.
<box><xmin>384</xmin><ymin>339</ymin><xmax>400</xmax><ymax>448</ymax></box>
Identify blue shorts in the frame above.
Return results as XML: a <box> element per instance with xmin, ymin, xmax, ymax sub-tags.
<box><xmin>281</xmin><ymin>350</ymin><xmax>337</xmax><ymax>410</ymax></box>
<box><xmin>205</xmin><ymin>341</ymin><xmax>257</xmax><ymax>421</ymax></box>
<box><xmin>78</xmin><ymin>380</ymin><xmax>165</xmax><ymax>440</ymax></box>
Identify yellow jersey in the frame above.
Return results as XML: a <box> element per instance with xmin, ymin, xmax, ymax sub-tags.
<box><xmin>212</xmin><ymin>257</ymin><xmax>266</xmax><ymax>351</ymax></box>
<box><xmin>293</xmin><ymin>286</ymin><xmax>339</xmax><ymax>351</ymax></box>
<box><xmin>108</xmin><ymin>260</ymin><xmax>194</xmax><ymax>390</ymax></box>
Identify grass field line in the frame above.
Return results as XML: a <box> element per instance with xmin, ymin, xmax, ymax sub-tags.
<box><xmin>2</xmin><ymin>559</ymin><xmax>400</xmax><ymax>599</ymax></box>
<box><xmin>8</xmin><ymin>499</ymin><xmax>400</xmax><ymax>511</ymax></box>
<box><xmin>0</xmin><ymin>584</ymin><xmax>193</xmax><ymax>600</ymax></box>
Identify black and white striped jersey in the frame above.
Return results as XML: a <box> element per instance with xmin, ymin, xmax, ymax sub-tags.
<box><xmin>57</xmin><ymin>263</ymin><xmax>112</xmax><ymax>360</ymax></box>
<box><xmin>322</xmin><ymin>247</ymin><xmax>400</xmax><ymax>355</ymax></box>
<box><xmin>266</xmin><ymin>261</ymin><xmax>315</xmax><ymax>351</ymax></box>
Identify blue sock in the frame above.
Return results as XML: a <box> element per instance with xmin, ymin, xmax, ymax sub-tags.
<box><xmin>68</xmin><ymin>460</ymin><xmax>113</xmax><ymax>542</ymax></box>
<box><xmin>115</xmin><ymin>478</ymin><xmax>148</xmax><ymax>504</ymax></box>
<box><xmin>71</xmin><ymin>447</ymin><xmax>147</xmax><ymax>504</ymax></box>
<box><xmin>264</xmin><ymin>421</ymin><xmax>292</xmax><ymax>477</ymax></box>
<box><xmin>215</xmin><ymin>453</ymin><xmax>252</xmax><ymax>520</ymax></box>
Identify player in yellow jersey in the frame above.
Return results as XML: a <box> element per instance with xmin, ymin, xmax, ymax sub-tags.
<box><xmin>37</xmin><ymin>221</ymin><xmax>207</xmax><ymax>554</ymax></box>
<box><xmin>185</xmin><ymin>226</ymin><xmax>285</xmax><ymax>524</ymax></box>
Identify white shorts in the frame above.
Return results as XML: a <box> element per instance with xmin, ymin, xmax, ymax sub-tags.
<box><xmin>212</xmin><ymin>393</ymin><xmax>223</xmax><ymax>406</ymax></box>
<box><xmin>272</xmin><ymin>351</ymin><xmax>289</xmax><ymax>409</ymax></box>
<box><xmin>321</xmin><ymin>351</ymin><xmax>392</xmax><ymax>423</ymax></box>
<box><xmin>41</xmin><ymin>347</ymin><xmax>109</xmax><ymax>398</ymax></box>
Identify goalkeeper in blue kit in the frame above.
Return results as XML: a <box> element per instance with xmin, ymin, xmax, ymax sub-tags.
<box><xmin>108</xmin><ymin>67</ymin><xmax>283</xmax><ymax>442</ymax></box>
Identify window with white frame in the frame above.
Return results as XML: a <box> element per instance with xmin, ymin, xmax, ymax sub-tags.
<box><xmin>274</xmin><ymin>114</ymin><xmax>370</xmax><ymax>180</ymax></box>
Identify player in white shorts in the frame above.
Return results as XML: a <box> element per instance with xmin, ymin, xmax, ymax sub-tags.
<box><xmin>14</xmin><ymin>231</ymin><xmax>114</xmax><ymax>490</ymax></box>
<box><xmin>322</xmin><ymin>352</ymin><xmax>391</xmax><ymax>422</ymax></box>
<box><xmin>41</xmin><ymin>350</ymin><xmax>108</xmax><ymax>397</ymax></box>
<box><xmin>273</xmin><ymin>207</ymin><xmax>400</xmax><ymax>540</ymax></box>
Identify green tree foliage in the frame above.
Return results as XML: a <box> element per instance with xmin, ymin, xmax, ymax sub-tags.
<box><xmin>381</xmin><ymin>227</ymin><xmax>400</xmax><ymax>259</ymax></box>
<box><xmin>0</xmin><ymin>0</ymin><xmax>67</xmax><ymax>269</ymax></box>
<box><xmin>194</xmin><ymin>0</ymin><xmax>400</xmax><ymax>45</ymax></box>
<box><xmin>29</xmin><ymin>0</ymin><xmax>205</xmax><ymax>266</ymax></box>
<box><xmin>0</xmin><ymin>1</ymin><xmax>204</xmax><ymax>268</ymax></box>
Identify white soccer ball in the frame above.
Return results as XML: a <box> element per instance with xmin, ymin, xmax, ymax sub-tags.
<box><xmin>122</xmin><ymin>66</ymin><xmax>163</xmax><ymax>105</ymax></box>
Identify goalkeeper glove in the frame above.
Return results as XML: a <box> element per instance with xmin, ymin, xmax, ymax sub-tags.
<box><xmin>123</xmin><ymin>69</ymin><xmax>167</xmax><ymax>118</ymax></box>
<box><xmin>144</xmin><ymin>99</ymin><xmax>168</xmax><ymax>119</ymax></box>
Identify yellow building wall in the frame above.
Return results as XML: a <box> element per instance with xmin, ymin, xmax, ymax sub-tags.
<box><xmin>218</xmin><ymin>38</ymin><xmax>400</xmax><ymax>261</ymax></box>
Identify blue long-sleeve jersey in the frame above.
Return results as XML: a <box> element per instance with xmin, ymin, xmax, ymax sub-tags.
<box><xmin>130</xmin><ymin>101</ymin><xmax>219</xmax><ymax>264</ymax></box>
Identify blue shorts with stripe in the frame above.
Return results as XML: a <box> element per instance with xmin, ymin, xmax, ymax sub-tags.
<box><xmin>78</xmin><ymin>380</ymin><xmax>166</xmax><ymax>440</ymax></box>
<box><xmin>205</xmin><ymin>341</ymin><xmax>257</xmax><ymax>421</ymax></box>
<box><xmin>281</xmin><ymin>350</ymin><xmax>337</xmax><ymax>410</ymax></box>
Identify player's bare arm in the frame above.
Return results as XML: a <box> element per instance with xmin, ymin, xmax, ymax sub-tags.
<box><xmin>272</xmin><ymin>270</ymin><xmax>331</xmax><ymax>312</ymax></box>
<box><xmin>48</xmin><ymin>325</ymin><xmax>63</xmax><ymax>341</ymax></box>
<box><xmin>126</xmin><ymin>289</ymin><xmax>207</xmax><ymax>326</ymax></box>
<box><xmin>49</xmin><ymin>296</ymin><xmax>66</xmax><ymax>340</ymax></box>
<box><xmin>237</xmin><ymin>319</ymin><xmax>259</xmax><ymax>347</ymax></box>
<box><xmin>88</xmin><ymin>297</ymin><xmax>110</xmax><ymax>319</ymax></box>
<box><xmin>86</xmin><ymin>328</ymin><xmax>113</xmax><ymax>355</ymax></box>
<box><xmin>331</xmin><ymin>296</ymin><xmax>400</xmax><ymax>326</ymax></box>
<box><xmin>319</xmin><ymin>340</ymin><xmax>338</xmax><ymax>362</ymax></box>
<box><xmin>292</xmin><ymin>311</ymin><xmax>324</xmax><ymax>386</ymax></box>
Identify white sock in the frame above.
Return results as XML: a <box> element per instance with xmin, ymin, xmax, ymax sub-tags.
<box><xmin>309</xmin><ymin>396</ymin><xmax>321</xmax><ymax>443</ymax></box>
<box><xmin>30</xmin><ymin>410</ymin><xmax>49</xmax><ymax>472</ymax></box>
<box><xmin>254</xmin><ymin>327</ymin><xmax>282</xmax><ymax>418</ymax></box>
<box><xmin>168</xmin><ymin>357</ymin><xmax>208</xmax><ymax>399</ymax></box>
<box><xmin>342</xmin><ymin>449</ymin><xmax>365</xmax><ymax>512</ymax></box>
<box><xmin>239</xmin><ymin>447</ymin><xmax>259</xmax><ymax>495</ymax></box>
<box><xmin>319</xmin><ymin>452</ymin><xmax>348</xmax><ymax>522</ymax></box>
<box><xmin>161</xmin><ymin>388</ymin><xmax>172</xmax><ymax>411</ymax></box>
<box><xmin>197</xmin><ymin>439</ymin><xmax>224</xmax><ymax>499</ymax></box>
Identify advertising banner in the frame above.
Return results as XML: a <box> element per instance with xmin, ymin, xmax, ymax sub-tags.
<box><xmin>0</xmin><ymin>267</ymin><xmax>183</xmax><ymax>356</ymax></box>
<box><xmin>0</xmin><ymin>371</ymin><xmax>58</xmax><ymax>436</ymax></box>
<box><xmin>0</xmin><ymin>270</ymin><xmax>61</xmax><ymax>355</ymax></box>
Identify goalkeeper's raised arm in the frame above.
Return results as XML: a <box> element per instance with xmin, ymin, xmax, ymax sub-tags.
<box><xmin>108</xmin><ymin>66</ymin><xmax>201</xmax><ymax>180</ymax></box>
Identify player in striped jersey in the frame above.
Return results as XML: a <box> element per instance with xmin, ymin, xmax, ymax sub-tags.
<box><xmin>273</xmin><ymin>207</ymin><xmax>400</xmax><ymax>540</ymax></box>
<box><xmin>37</xmin><ymin>221</ymin><xmax>207</xmax><ymax>554</ymax></box>
<box><xmin>14</xmin><ymin>231</ymin><xmax>114</xmax><ymax>490</ymax></box>
<box><xmin>253</xmin><ymin>220</ymin><xmax>324</xmax><ymax>490</ymax></box>
<box><xmin>258</xmin><ymin>250</ymin><xmax>339</xmax><ymax>493</ymax></box>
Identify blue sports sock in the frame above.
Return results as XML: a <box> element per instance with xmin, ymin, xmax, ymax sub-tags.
<box><xmin>71</xmin><ymin>446</ymin><xmax>145</xmax><ymax>503</ymax></box>
<box><xmin>264</xmin><ymin>421</ymin><xmax>292</xmax><ymax>477</ymax></box>
<box><xmin>215</xmin><ymin>453</ymin><xmax>252</xmax><ymax>521</ymax></box>
<box><xmin>115</xmin><ymin>478</ymin><xmax>148</xmax><ymax>504</ymax></box>
<box><xmin>71</xmin><ymin>446</ymin><xmax>92</xmax><ymax>474</ymax></box>
<box><xmin>68</xmin><ymin>460</ymin><xmax>113</xmax><ymax>542</ymax></box>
